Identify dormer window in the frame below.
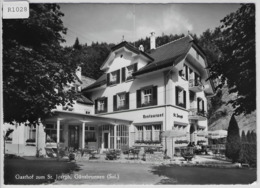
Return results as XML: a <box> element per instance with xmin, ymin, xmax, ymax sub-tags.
<box><xmin>122</xmin><ymin>63</ymin><xmax>138</xmax><ymax>82</ymax></box>
<box><xmin>107</xmin><ymin>69</ymin><xmax>120</xmax><ymax>86</ymax></box>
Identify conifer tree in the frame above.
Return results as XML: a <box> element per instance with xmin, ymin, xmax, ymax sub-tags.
<box><xmin>225</xmin><ymin>114</ymin><xmax>241</xmax><ymax>163</ymax></box>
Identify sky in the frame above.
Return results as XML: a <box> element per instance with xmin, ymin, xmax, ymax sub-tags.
<box><xmin>59</xmin><ymin>3</ymin><xmax>240</xmax><ymax>47</ymax></box>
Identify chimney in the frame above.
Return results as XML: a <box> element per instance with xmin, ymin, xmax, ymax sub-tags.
<box><xmin>139</xmin><ymin>44</ymin><xmax>144</xmax><ymax>52</ymax></box>
<box><xmin>150</xmin><ymin>31</ymin><xmax>156</xmax><ymax>50</ymax></box>
<box><xmin>76</xmin><ymin>66</ymin><xmax>82</xmax><ymax>81</ymax></box>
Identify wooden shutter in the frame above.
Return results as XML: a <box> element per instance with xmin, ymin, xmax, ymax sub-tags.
<box><xmin>113</xmin><ymin>95</ymin><xmax>117</xmax><ymax>111</ymax></box>
<box><xmin>183</xmin><ymin>90</ymin><xmax>186</xmax><ymax>108</ymax></box>
<box><xmin>134</xmin><ymin>63</ymin><xmax>138</xmax><ymax>72</ymax></box>
<box><xmin>116</xmin><ymin>69</ymin><xmax>120</xmax><ymax>84</ymax></box>
<box><xmin>122</xmin><ymin>67</ymin><xmax>126</xmax><ymax>82</ymax></box>
<box><xmin>125</xmin><ymin>92</ymin><xmax>129</xmax><ymax>109</ymax></box>
<box><xmin>104</xmin><ymin>97</ymin><xmax>108</xmax><ymax>112</ymax></box>
<box><xmin>152</xmin><ymin>86</ymin><xmax>158</xmax><ymax>105</ymax></box>
<box><xmin>95</xmin><ymin>100</ymin><xmax>98</xmax><ymax>114</ymax></box>
<box><xmin>136</xmin><ymin>89</ymin><xmax>141</xmax><ymax>108</ymax></box>
<box><xmin>107</xmin><ymin>73</ymin><xmax>110</xmax><ymax>86</ymax></box>
<box><xmin>197</xmin><ymin>98</ymin><xmax>200</xmax><ymax>112</ymax></box>
<box><xmin>185</xmin><ymin>66</ymin><xmax>188</xmax><ymax>80</ymax></box>
<box><xmin>175</xmin><ymin>86</ymin><xmax>179</xmax><ymax>105</ymax></box>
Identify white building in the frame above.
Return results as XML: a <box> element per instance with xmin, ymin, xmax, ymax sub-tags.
<box><xmin>5</xmin><ymin>33</ymin><xmax>215</xmax><ymax>157</ymax></box>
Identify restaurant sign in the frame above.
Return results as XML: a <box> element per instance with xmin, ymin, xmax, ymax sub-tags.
<box><xmin>143</xmin><ymin>113</ymin><xmax>164</xmax><ymax>119</ymax></box>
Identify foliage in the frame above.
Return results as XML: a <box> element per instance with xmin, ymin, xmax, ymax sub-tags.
<box><xmin>3</xmin><ymin>4</ymin><xmax>78</xmax><ymax>125</ymax></box>
<box><xmin>225</xmin><ymin>114</ymin><xmax>241</xmax><ymax>163</ymax></box>
<box><xmin>241</xmin><ymin>130</ymin><xmax>247</xmax><ymax>142</ymax></box>
<box><xmin>208</xmin><ymin>4</ymin><xmax>256</xmax><ymax>115</ymax></box>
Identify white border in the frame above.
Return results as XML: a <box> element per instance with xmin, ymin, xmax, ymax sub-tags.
<box><xmin>0</xmin><ymin>1</ymin><xmax>259</xmax><ymax>188</ymax></box>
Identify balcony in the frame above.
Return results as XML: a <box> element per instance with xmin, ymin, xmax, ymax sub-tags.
<box><xmin>189</xmin><ymin>79</ymin><xmax>205</xmax><ymax>92</ymax></box>
<box><xmin>189</xmin><ymin>108</ymin><xmax>207</xmax><ymax>121</ymax></box>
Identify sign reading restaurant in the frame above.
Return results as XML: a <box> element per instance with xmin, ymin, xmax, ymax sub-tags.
<box><xmin>143</xmin><ymin>113</ymin><xmax>164</xmax><ymax>119</ymax></box>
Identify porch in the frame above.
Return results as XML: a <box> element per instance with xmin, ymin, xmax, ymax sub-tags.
<box><xmin>43</xmin><ymin>110</ymin><xmax>132</xmax><ymax>152</ymax></box>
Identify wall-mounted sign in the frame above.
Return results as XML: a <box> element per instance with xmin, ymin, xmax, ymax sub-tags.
<box><xmin>143</xmin><ymin>113</ymin><xmax>164</xmax><ymax>119</ymax></box>
<box><xmin>173</xmin><ymin>113</ymin><xmax>183</xmax><ymax>119</ymax></box>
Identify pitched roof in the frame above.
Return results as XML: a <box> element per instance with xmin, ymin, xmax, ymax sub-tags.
<box><xmin>133</xmin><ymin>35</ymin><xmax>193</xmax><ymax>76</ymax></box>
<box><xmin>82</xmin><ymin>74</ymin><xmax>106</xmax><ymax>91</ymax></box>
<box><xmin>76</xmin><ymin>94</ymin><xmax>93</xmax><ymax>105</ymax></box>
<box><xmin>81</xmin><ymin>75</ymin><xmax>96</xmax><ymax>89</ymax></box>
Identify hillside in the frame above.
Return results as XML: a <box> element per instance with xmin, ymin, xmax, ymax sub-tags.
<box><xmin>208</xmin><ymin>85</ymin><xmax>256</xmax><ymax>134</ymax></box>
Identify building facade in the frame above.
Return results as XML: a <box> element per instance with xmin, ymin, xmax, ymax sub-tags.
<box><xmin>5</xmin><ymin>34</ymin><xmax>214</xmax><ymax>157</ymax></box>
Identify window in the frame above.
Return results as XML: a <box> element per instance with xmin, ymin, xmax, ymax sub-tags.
<box><xmin>85</xmin><ymin>126</ymin><xmax>96</xmax><ymax>142</ymax></box>
<box><xmin>145</xmin><ymin>126</ymin><xmax>152</xmax><ymax>141</ymax></box>
<box><xmin>122</xmin><ymin>63</ymin><xmax>138</xmax><ymax>82</ymax></box>
<box><xmin>197</xmin><ymin>98</ymin><xmax>205</xmax><ymax>113</ymax></box>
<box><xmin>179</xmin><ymin>64</ymin><xmax>188</xmax><ymax>80</ymax></box>
<box><xmin>136</xmin><ymin>86</ymin><xmax>157</xmax><ymax>108</ymax></box>
<box><xmin>95</xmin><ymin>97</ymin><xmax>108</xmax><ymax>113</ymax></box>
<box><xmin>107</xmin><ymin>69</ymin><xmax>120</xmax><ymax>86</ymax></box>
<box><xmin>45</xmin><ymin>124</ymin><xmax>63</xmax><ymax>143</ymax></box>
<box><xmin>176</xmin><ymin>86</ymin><xmax>186</xmax><ymax>108</ymax></box>
<box><xmin>135</xmin><ymin>124</ymin><xmax>161</xmax><ymax>142</ymax></box>
<box><xmin>136</xmin><ymin>126</ymin><xmax>143</xmax><ymax>141</ymax></box>
<box><xmin>143</xmin><ymin>88</ymin><xmax>152</xmax><ymax>104</ymax></box>
<box><xmin>194</xmin><ymin>73</ymin><xmax>201</xmax><ymax>86</ymax></box>
<box><xmin>113</xmin><ymin>92</ymin><xmax>129</xmax><ymax>111</ymax></box>
<box><xmin>29</xmin><ymin>126</ymin><xmax>36</xmax><ymax>140</ymax></box>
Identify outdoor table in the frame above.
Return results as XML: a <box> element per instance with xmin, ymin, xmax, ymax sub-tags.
<box><xmin>128</xmin><ymin>148</ymin><xmax>140</xmax><ymax>159</ymax></box>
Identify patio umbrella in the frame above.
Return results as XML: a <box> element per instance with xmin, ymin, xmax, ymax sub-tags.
<box><xmin>206</xmin><ymin>130</ymin><xmax>227</xmax><ymax>139</ymax></box>
<box><xmin>161</xmin><ymin>130</ymin><xmax>187</xmax><ymax>138</ymax></box>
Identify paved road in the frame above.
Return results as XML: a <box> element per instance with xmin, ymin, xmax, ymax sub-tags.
<box><xmin>53</xmin><ymin>161</ymin><xmax>256</xmax><ymax>185</ymax></box>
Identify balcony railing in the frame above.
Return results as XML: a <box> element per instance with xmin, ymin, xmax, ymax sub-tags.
<box><xmin>189</xmin><ymin>108</ymin><xmax>207</xmax><ymax>120</ymax></box>
<box><xmin>189</xmin><ymin>79</ymin><xmax>204</xmax><ymax>92</ymax></box>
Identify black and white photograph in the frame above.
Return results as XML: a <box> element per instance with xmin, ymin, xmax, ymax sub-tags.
<box><xmin>1</xmin><ymin>0</ymin><xmax>258</xmax><ymax>186</ymax></box>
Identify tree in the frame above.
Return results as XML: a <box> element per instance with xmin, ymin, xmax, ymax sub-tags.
<box><xmin>241</xmin><ymin>130</ymin><xmax>247</xmax><ymax>142</ymax></box>
<box><xmin>208</xmin><ymin>4</ymin><xmax>256</xmax><ymax>115</ymax></box>
<box><xmin>225</xmin><ymin>114</ymin><xmax>241</xmax><ymax>163</ymax></box>
<box><xmin>73</xmin><ymin>37</ymin><xmax>82</xmax><ymax>50</ymax></box>
<box><xmin>3</xmin><ymin>4</ymin><xmax>78</xmax><ymax>125</ymax></box>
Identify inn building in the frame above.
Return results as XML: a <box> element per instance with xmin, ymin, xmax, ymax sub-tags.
<box><xmin>4</xmin><ymin>33</ymin><xmax>215</xmax><ymax>157</ymax></box>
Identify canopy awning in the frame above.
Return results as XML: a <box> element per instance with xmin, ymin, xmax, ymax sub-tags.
<box><xmin>206</xmin><ymin>130</ymin><xmax>227</xmax><ymax>139</ymax></box>
<box><xmin>161</xmin><ymin>130</ymin><xmax>187</xmax><ymax>138</ymax></box>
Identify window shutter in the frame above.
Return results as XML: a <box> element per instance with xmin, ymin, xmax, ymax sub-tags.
<box><xmin>107</xmin><ymin>73</ymin><xmax>110</xmax><ymax>86</ymax></box>
<box><xmin>197</xmin><ymin>98</ymin><xmax>200</xmax><ymax>112</ymax></box>
<box><xmin>122</xmin><ymin>67</ymin><xmax>126</xmax><ymax>82</ymax></box>
<box><xmin>125</xmin><ymin>92</ymin><xmax>129</xmax><ymax>109</ymax></box>
<box><xmin>104</xmin><ymin>97</ymin><xmax>108</xmax><ymax>112</ymax></box>
<box><xmin>137</xmin><ymin>89</ymin><xmax>141</xmax><ymax>108</ymax></box>
<box><xmin>134</xmin><ymin>63</ymin><xmax>138</xmax><ymax>72</ymax></box>
<box><xmin>202</xmin><ymin>100</ymin><xmax>205</xmax><ymax>112</ymax></box>
<box><xmin>95</xmin><ymin>100</ymin><xmax>98</xmax><ymax>114</ymax></box>
<box><xmin>175</xmin><ymin>86</ymin><xmax>179</xmax><ymax>105</ymax></box>
<box><xmin>185</xmin><ymin>66</ymin><xmax>188</xmax><ymax>80</ymax></box>
<box><xmin>116</xmin><ymin>69</ymin><xmax>120</xmax><ymax>84</ymax></box>
<box><xmin>152</xmin><ymin>86</ymin><xmax>158</xmax><ymax>105</ymax></box>
<box><xmin>113</xmin><ymin>95</ymin><xmax>117</xmax><ymax>111</ymax></box>
<box><xmin>183</xmin><ymin>90</ymin><xmax>186</xmax><ymax>108</ymax></box>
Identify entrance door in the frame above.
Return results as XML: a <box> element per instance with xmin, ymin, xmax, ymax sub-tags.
<box><xmin>104</xmin><ymin>132</ymin><xmax>109</xmax><ymax>149</ymax></box>
<box><xmin>69</xmin><ymin>125</ymin><xmax>79</xmax><ymax>149</ymax></box>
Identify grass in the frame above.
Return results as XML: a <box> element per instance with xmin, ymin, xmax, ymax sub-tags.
<box><xmin>4</xmin><ymin>157</ymin><xmax>79</xmax><ymax>185</ymax></box>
